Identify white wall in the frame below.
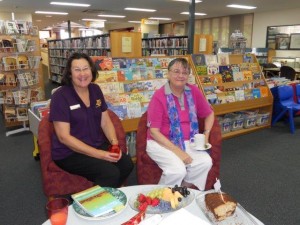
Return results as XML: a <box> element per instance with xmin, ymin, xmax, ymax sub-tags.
<box><xmin>252</xmin><ymin>8</ymin><xmax>300</xmax><ymax>47</ymax></box>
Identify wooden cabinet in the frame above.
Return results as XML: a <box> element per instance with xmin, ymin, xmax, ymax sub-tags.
<box><xmin>191</xmin><ymin>53</ymin><xmax>273</xmax><ymax>139</ymax></box>
<box><xmin>0</xmin><ymin>22</ymin><xmax>44</xmax><ymax>136</ymax></box>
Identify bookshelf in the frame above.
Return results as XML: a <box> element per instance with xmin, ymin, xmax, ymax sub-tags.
<box><xmin>252</xmin><ymin>48</ymin><xmax>276</xmax><ymax>65</ymax></box>
<box><xmin>142</xmin><ymin>35</ymin><xmax>188</xmax><ymax>56</ymax></box>
<box><xmin>47</xmin><ymin>34</ymin><xmax>111</xmax><ymax>83</ymax></box>
<box><xmin>0</xmin><ymin>21</ymin><xmax>44</xmax><ymax>136</ymax></box>
<box><xmin>191</xmin><ymin>53</ymin><xmax>273</xmax><ymax>139</ymax></box>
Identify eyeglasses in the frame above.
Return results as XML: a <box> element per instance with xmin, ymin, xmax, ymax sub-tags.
<box><xmin>169</xmin><ymin>69</ymin><xmax>189</xmax><ymax>77</ymax></box>
<box><xmin>72</xmin><ymin>66</ymin><xmax>91</xmax><ymax>73</ymax></box>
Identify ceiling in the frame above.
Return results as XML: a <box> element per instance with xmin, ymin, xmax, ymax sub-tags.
<box><xmin>1</xmin><ymin>0</ymin><xmax>300</xmax><ymax>30</ymax></box>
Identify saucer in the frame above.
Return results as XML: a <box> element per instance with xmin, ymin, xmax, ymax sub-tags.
<box><xmin>190</xmin><ymin>143</ymin><xmax>212</xmax><ymax>151</ymax></box>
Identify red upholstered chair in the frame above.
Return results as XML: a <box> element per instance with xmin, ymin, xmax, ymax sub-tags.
<box><xmin>136</xmin><ymin>112</ymin><xmax>222</xmax><ymax>190</ymax></box>
<box><xmin>38</xmin><ymin>109</ymin><xmax>127</xmax><ymax>198</ymax></box>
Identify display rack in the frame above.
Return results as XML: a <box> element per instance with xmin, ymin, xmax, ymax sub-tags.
<box><xmin>0</xmin><ymin>20</ymin><xmax>44</xmax><ymax>136</ymax></box>
<box><xmin>191</xmin><ymin>53</ymin><xmax>273</xmax><ymax>139</ymax></box>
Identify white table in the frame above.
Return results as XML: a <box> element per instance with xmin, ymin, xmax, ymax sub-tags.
<box><xmin>42</xmin><ymin>185</ymin><xmax>264</xmax><ymax>225</ymax></box>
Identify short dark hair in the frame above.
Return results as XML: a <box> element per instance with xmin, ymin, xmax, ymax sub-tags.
<box><xmin>61</xmin><ymin>52</ymin><xmax>98</xmax><ymax>86</ymax></box>
<box><xmin>168</xmin><ymin>57</ymin><xmax>190</xmax><ymax>73</ymax></box>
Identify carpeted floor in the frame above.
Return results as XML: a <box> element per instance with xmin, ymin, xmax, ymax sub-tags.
<box><xmin>1</xmin><ymin>69</ymin><xmax>300</xmax><ymax>224</ymax></box>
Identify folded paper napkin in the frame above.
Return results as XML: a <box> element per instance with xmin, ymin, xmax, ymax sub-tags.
<box><xmin>158</xmin><ymin>208</ymin><xmax>211</xmax><ymax>225</ymax></box>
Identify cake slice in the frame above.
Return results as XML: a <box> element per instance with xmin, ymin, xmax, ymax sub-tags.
<box><xmin>205</xmin><ymin>192</ymin><xmax>237</xmax><ymax>221</ymax></box>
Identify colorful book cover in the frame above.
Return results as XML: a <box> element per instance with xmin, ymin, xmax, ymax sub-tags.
<box><xmin>210</xmin><ymin>74</ymin><xmax>223</xmax><ymax>84</ymax></box>
<box><xmin>117</xmin><ymin>70</ymin><xmax>126</xmax><ymax>82</ymax></box>
<box><xmin>244</xmin><ymin>89</ymin><xmax>254</xmax><ymax>100</ymax></box>
<box><xmin>129</xmin><ymin>92</ymin><xmax>145</xmax><ymax>103</ymax></box>
<box><xmin>199</xmin><ymin>76</ymin><xmax>212</xmax><ymax>84</ymax></box>
<box><xmin>252</xmin><ymin>72</ymin><xmax>261</xmax><ymax>80</ymax></box>
<box><xmin>248</xmin><ymin>63</ymin><xmax>260</xmax><ymax>73</ymax></box>
<box><xmin>146</xmin><ymin>67</ymin><xmax>155</xmax><ymax>79</ymax></box>
<box><xmin>221</xmin><ymin>70</ymin><xmax>233</xmax><ymax>82</ymax></box>
<box><xmin>104</xmin><ymin>93</ymin><xmax>120</xmax><ymax>106</ymax></box>
<box><xmin>118</xmin><ymin>68</ymin><xmax>133</xmax><ymax>81</ymax></box>
<box><xmin>204</xmin><ymin>54</ymin><xmax>218</xmax><ymax>65</ymax></box>
<box><xmin>207</xmin><ymin>63</ymin><xmax>219</xmax><ymax>75</ymax></box>
<box><xmin>118</xmin><ymin>93</ymin><xmax>130</xmax><ymax>105</ymax></box>
<box><xmin>158</xmin><ymin>58</ymin><xmax>170</xmax><ymax>68</ymax></box>
<box><xmin>233</xmin><ymin>71</ymin><xmax>244</xmax><ymax>81</ymax></box>
<box><xmin>155</xmin><ymin>69</ymin><xmax>164</xmax><ymax>78</ymax></box>
<box><xmin>243</xmin><ymin>53</ymin><xmax>253</xmax><ymax>63</ymax></box>
<box><xmin>91</xmin><ymin>56</ymin><xmax>113</xmax><ymax>71</ymax></box>
<box><xmin>217</xmin><ymin>53</ymin><xmax>230</xmax><ymax>65</ymax></box>
<box><xmin>206</xmin><ymin>93</ymin><xmax>218</xmax><ymax>105</ymax></box>
<box><xmin>239</xmin><ymin>63</ymin><xmax>249</xmax><ymax>71</ymax></box>
<box><xmin>123</xmin><ymin>82</ymin><xmax>138</xmax><ymax>93</ymax></box>
<box><xmin>112</xmin><ymin>58</ymin><xmax>127</xmax><ymax>70</ymax></box>
<box><xmin>230</xmin><ymin>64</ymin><xmax>240</xmax><ymax>74</ymax></box>
<box><xmin>127</xmin><ymin>102</ymin><xmax>142</xmax><ymax>118</ymax></box>
<box><xmin>259</xmin><ymin>86</ymin><xmax>269</xmax><ymax>97</ymax></box>
<box><xmin>194</xmin><ymin>65</ymin><xmax>207</xmax><ymax>76</ymax></box>
<box><xmin>225</xmin><ymin>91</ymin><xmax>236</xmax><ymax>103</ymax></box>
<box><xmin>142</xmin><ymin>80</ymin><xmax>154</xmax><ymax>91</ymax></box>
<box><xmin>252</xmin><ymin>88</ymin><xmax>261</xmax><ymax>98</ymax></box>
<box><xmin>71</xmin><ymin>186</ymin><xmax>124</xmax><ymax>217</ymax></box>
<box><xmin>126</xmin><ymin>58</ymin><xmax>137</xmax><ymax>68</ymax></box>
<box><xmin>234</xmin><ymin>90</ymin><xmax>245</xmax><ymax>101</ymax></box>
<box><xmin>132</xmin><ymin>67</ymin><xmax>141</xmax><ymax>80</ymax></box>
<box><xmin>97</xmin><ymin>82</ymin><xmax>122</xmax><ymax>94</ymax></box>
<box><xmin>142</xmin><ymin>91</ymin><xmax>155</xmax><ymax>102</ymax></box>
<box><xmin>152</xmin><ymin>79</ymin><xmax>167</xmax><ymax>90</ymax></box>
<box><xmin>108</xmin><ymin>105</ymin><xmax>128</xmax><ymax>120</ymax></box>
<box><xmin>243</xmin><ymin>70</ymin><xmax>253</xmax><ymax>81</ymax></box>
<box><xmin>140</xmin><ymin>67</ymin><xmax>147</xmax><ymax>80</ymax></box>
<box><xmin>203</xmin><ymin>86</ymin><xmax>216</xmax><ymax>95</ymax></box>
<box><xmin>191</xmin><ymin>54</ymin><xmax>206</xmax><ymax>66</ymax></box>
<box><xmin>96</xmin><ymin>70</ymin><xmax>118</xmax><ymax>83</ymax></box>
<box><xmin>217</xmin><ymin>92</ymin><xmax>227</xmax><ymax>104</ymax></box>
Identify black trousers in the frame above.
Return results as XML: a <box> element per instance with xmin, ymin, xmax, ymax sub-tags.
<box><xmin>54</xmin><ymin>142</ymin><xmax>134</xmax><ymax>188</ymax></box>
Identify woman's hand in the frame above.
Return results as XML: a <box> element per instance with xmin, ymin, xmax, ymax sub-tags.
<box><xmin>174</xmin><ymin>149</ymin><xmax>193</xmax><ymax>165</ymax></box>
<box><xmin>98</xmin><ymin>150</ymin><xmax>122</xmax><ymax>163</ymax></box>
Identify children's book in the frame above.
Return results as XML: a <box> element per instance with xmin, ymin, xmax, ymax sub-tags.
<box><xmin>206</xmin><ymin>93</ymin><xmax>218</xmax><ymax>105</ymax></box>
<box><xmin>244</xmin><ymin>89</ymin><xmax>254</xmax><ymax>100</ymax></box>
<box><xmin>243</xmin><ymin>71</ymin><xmax>253</xmax><ymax>81</ymax></box>
<box><xmin>243</xmin><ymin>53</ymin><xmax>253</xmax><ymax>63</ymax></box>
<box><xmin>259</xmin><ymin>86</ymin><xmax>269</xmax><ymax>97</ymax></box>
<box><xmin>195</xmin><ymin>65</ymin><xmax>207</xmax><ymax>76</ymax></box>
<box><xmin>204</xmin><ymin>54</ymin><xmax>218</xmax><ymax>65</ymax></box>
<box><xmin>252</xmin><ymin>88</ymin><xmax>261</xmax><ymax>98</ymax></box>
<box><xmin>207</xmin><ymin>63</ymin><xmax>219</xmax><ymax>75</ymax></box>
<box><xmin>217</xmin><ymin>53</ymin><xmax>230</xmax><ymax>65</ymax></box>
<box><xmin>233</xmin><ymin>71</ymin><xmax>244</xmax><ymax>81</ymax></box>
<box><xmin>203</xmin><ymin>86</ymin><xmax>216</xmax><ymax>95</ymax></box>
<box><xmin>225</xmin><ymin>91</ymin><xmax>236</xmax><ymax>103</ymax></box>
<box><xmin>217</xmin><ymin>92</ymin><xmax>227</xmax><ymax>104</ymax></box>
<box><xmin>191</xmin><ymin>54</ymin><xmax>206</xmax><ymax>66</ymax></box>
<box><xmin>234</xmin><ymin>90</ymin><xmax>245</xmax><ymax>101</ymax></box>
<box><xmin>96</xmin><ymin>71</ymin><xmax>118</xmax><ymax>83</ymax></box>
<box><xmin>71</xmin><ymin>185</ymin><xmax>125</xmax><ymax>217</ymax></box>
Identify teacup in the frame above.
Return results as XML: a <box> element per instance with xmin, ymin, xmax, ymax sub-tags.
<box><xmin>190</xmin><ymin>133</ymin><xmax>205</xmax><ymax>149</ymax></box>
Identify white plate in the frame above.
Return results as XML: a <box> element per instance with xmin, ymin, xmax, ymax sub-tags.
<box><xmin>195</xmin><ymin>190</ymin><xmax>259</xmax><ymax>225</ymax></box>
<box><xmin>129</xmin><ymin>186</ymin><xmax>195</xmax><ymax>214</ymax></box>
<box><xmin>190</xmin><ymin>143</ymin><xmax>212</xmax><ymax>151</ymax></box>
<box><xmin>72</xmin><ymin>187</ymin><xmax>127</xmax><ymax>221</ymax></box>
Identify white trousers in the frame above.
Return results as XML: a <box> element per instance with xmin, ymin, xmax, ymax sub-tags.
<box><xmin>146</xmin><ymin>140</ymin><xmax>212</xmax><ymax>191</ymax></box>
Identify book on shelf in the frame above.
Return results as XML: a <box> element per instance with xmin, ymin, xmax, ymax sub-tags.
<box><xmin>96</xmin><ymin>70</ymin><xmax>118</xmax><ymax>83</ymax></box>
<box><xmin>210</xmin><ymin>74</ymin><xmax>223</xmax><ymax>84</ymax></box>
<box><xmin>217</xmin><ymin>53</ymin><xmax>230</xmax><ymax>65</ymax></box>
<box><xmin>191</xmin><ymin>54</ymin><xmax>206</xmax><ymax>66</ymax></box>
<box><xmin>225</xmin><ymin>91</ymin><xmax>236</xmax><ymax>103</ymax></box>
<box><xmin>252</xmin><ymin>88</ymin><xmax>261</xmax><ymax>98</ymax></box>
<box><xmin>204</xmin><ymin>54</ymin><xmax>218</xmax><ymax>65</ymax></box>
<box><xmin>71</xmin><ymin>185</ymin><xmax>125</xmax><ymax>217</ymax></box>
<box><xmin>243</xmin><ymin>53</ymin><xmax>254</xmax><ymax>63</ymax></box>
<box><xmin>243</xmin><ymin>71</ymin><xmax>253</xmax><ymax>81</ymax></box>
<box><xmin>259</xmin><ymin>86</ymin><xmax>269</xmax><ymax>97</ymax></box>
<box><xmin>233</xmin><ymin>71</ymin><xmax>244</xmax><ymax>81</ymax></box>
<box><xmin>108</xmin><ymin>104</ymin><xmax>128</xmax><ymax>120</ymax></box>
<box><xmin>234</xmin><ymin>90</ymin><xmax>245</xmax><ymax>101</ymax></box>
<box><xmin>195</xmin><ymin>65</ymin><xmax>207</xmax><ymax>76</ymax></box>
<box><xmin>206</xmin><ymin>93</ymin><xmax>218</xmax><ymax>105</ymax></box>
<box><xmin>230</xmin><ymin>64</ymin><xmax>240</xmax><ymax>74</ymax></box>
<box><xmin>216</xmin><ymin>92</ymin><xmax>227</xmax><ymax>104</ymax></box>
<box><xmin>207</xmin><ymin>63</ymin><xmax>219</xmax><ymax>75</ymax></box>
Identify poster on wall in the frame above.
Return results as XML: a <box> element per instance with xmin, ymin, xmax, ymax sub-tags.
<box><xmin>289</xmin><ymin>33</ymin><xmax>300</xmax><ymax>49</ymax></box>
<box><xmin>275</xmin><ymin>34</ymin><xmax>290</xmax><ymax>50</ymax></box>
<box><xmin>122</xmin><ymin>37</ymin><xmax>132</xmax><ymax>53</ymax></box>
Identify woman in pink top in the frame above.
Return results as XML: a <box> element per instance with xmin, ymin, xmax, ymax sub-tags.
<box><xmin>146</xmin><ymin>58</ymin><xmax>215</xmax><ymax>190</ymax></box>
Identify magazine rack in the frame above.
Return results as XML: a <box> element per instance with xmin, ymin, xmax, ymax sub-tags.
<box><xmin>0</xmin><ymin>20</ymin><xmax>44</xmax><ymax>136</ymax></box>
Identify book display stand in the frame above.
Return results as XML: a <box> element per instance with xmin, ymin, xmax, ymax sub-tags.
<box><xmin>191</xmin><ymin>53</ymin><xmax>273</xmax><ymax>139</ymax></box>
<box><xmin>0</xmin><ymin>20</ymin><xmax>44</xmax><ymax>136</ymax></box>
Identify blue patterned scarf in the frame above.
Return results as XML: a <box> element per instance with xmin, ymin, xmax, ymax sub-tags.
<box><xmin>166</xmin><ymin>85</ymin><xmax>199</xmax><ymax>151</ymax></box>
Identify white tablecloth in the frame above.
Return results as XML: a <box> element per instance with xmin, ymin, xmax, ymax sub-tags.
<box><xmin>42</xmin><ymin>185</ymin><xmax>264</xmax><ymax>225</ymax></box>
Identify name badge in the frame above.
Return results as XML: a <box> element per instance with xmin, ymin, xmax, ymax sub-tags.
<box><xmin>70</xmin><ymin>104</ymin><xmax>81</xmax><ymax>110</ymax></box>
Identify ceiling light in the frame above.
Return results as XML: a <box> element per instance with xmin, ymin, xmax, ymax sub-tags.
<box><xmin>226</xmin><ymin>4</ymin><xmax>256</xmax><ymax>9</ymax></box>
<box><xmin>50</xmin><ymin>2</ymin><xmax>90</xmax><ymax>7</ymax></box>
<box><xmin>148</xmin><ymin>17</ymin><xmax>171</xmax><ymax>21</ymax></box>
<box><xmin>98</xmin><ymin>15</ymin><xmax>125</xmax><ymax>18</ymax></box>
<box><xmin>181</xmin><ymin>12</ymin><xmax>206</xmax><ymax>16</ymax></box>
<box><xmin>173</xmin><ymin>0</ymin><xmax>202</xmax><ymax>3</ymax></box>
<box><xmin>128</xmin><ymin>21</ymin><xmax>141</xmax><ymax>24</ymax></box>
<box><xmin>82</xmin><ymin>18</ymin><xmax>107</xmax><ymax>22</ymax></box>
<box><xmin>125</xmin><ymin>7</ymin><xmax>156</xmax><ymax>12</ymax></box>
<box><xmin>35</xmin><ymin>11</ymin><xmax>68</xmax><ymax>15</ymax></box>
